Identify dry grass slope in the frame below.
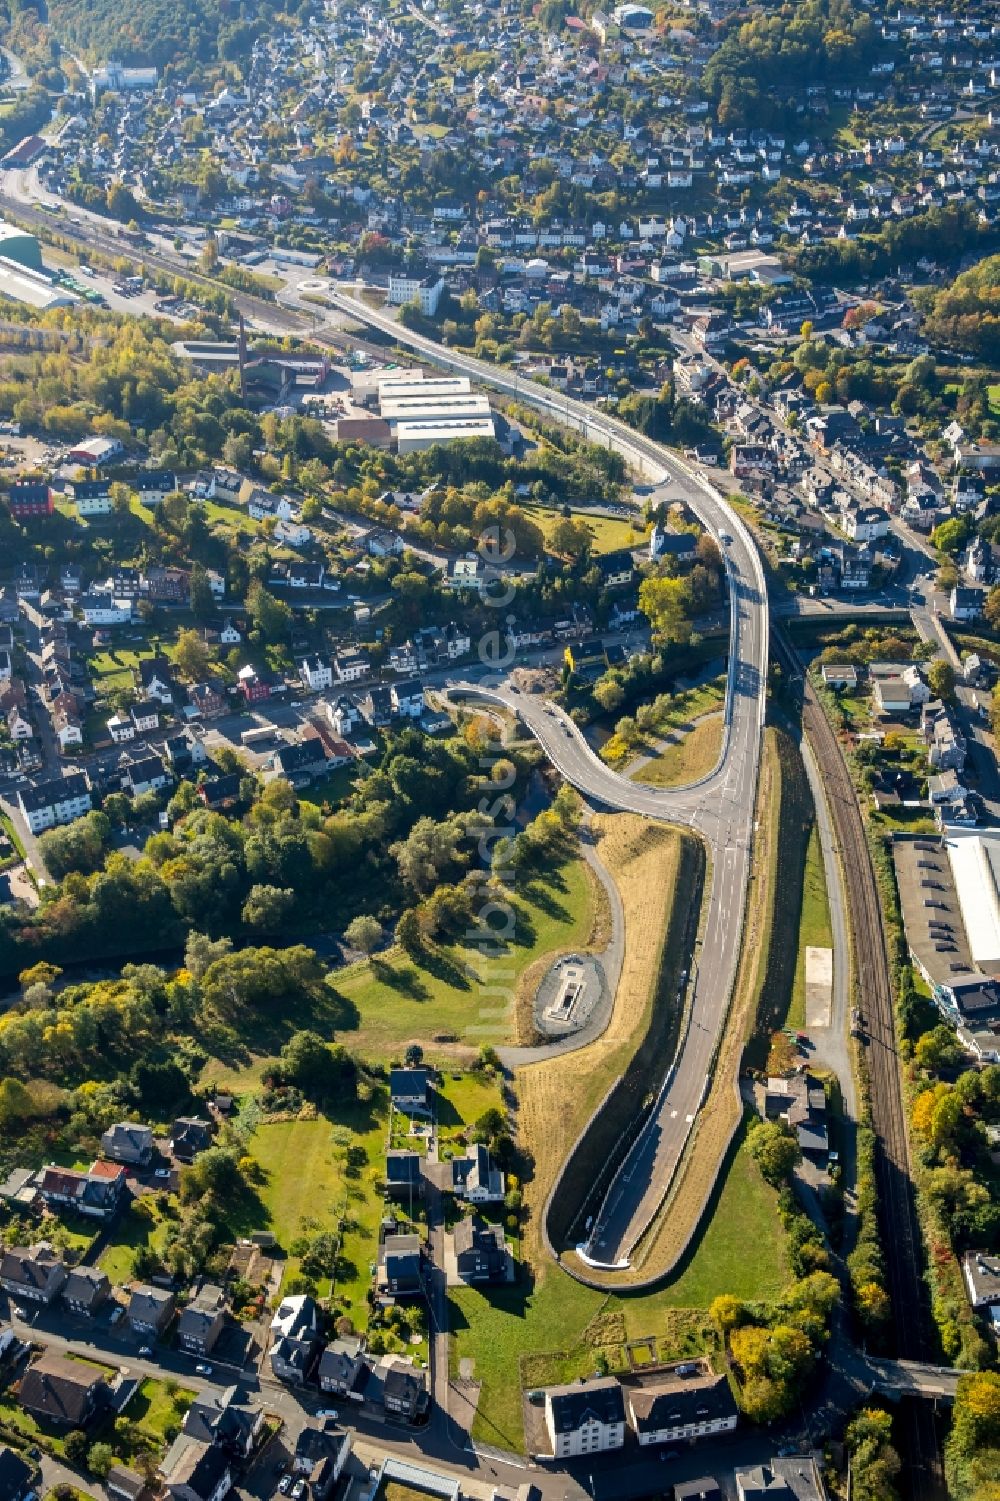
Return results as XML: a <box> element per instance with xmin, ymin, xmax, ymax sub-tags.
<box><xmin>567</xmin><ymin>727</ymin><xmax>781</xmax><ymax>1288</ymax></box>
<box><xmin>517</xmin><ymin>815</ymin><xmax>693</xmax><ymax>1268</ymax></box>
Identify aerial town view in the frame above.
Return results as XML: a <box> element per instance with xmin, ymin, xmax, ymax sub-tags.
<box><xmin>0</xmin><ymin>0</ymin><xmax>997</xmax><ymax>1499</ymax></box>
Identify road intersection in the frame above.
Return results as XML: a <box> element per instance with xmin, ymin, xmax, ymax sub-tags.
<box><xmin>313</xmin><ymin>289</ymin><xmax>769</xmax><ymax>1268</ymax></box>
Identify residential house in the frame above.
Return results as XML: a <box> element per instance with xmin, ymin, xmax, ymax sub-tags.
<box><xmin>271</xmin><ymin>739</ymin><xmax>327</xmax><ymax>784</ymax></box>
<box><xmin>121</xmin><ymin>755</ymin><xmax>171</xmax><ymax>798</ymax></box>
<box><xmin>922</xmin><ymin>700</ymin><xmax>967</xmax><ymax>772</ymax></box>
<box><xmin>131</xmin><ymin>701</ymin><xmax>160</xmax><ymax>734</ymax></box>
<box><xmin>763</xmin><ymin>1074</ymin><xmax>828</xmax><ymax>1161</ymax></box>
<box><xmin>452</xmin><ymin>1217</ymin><xmax>508</xmax><ymax>1284</ymax></box>
<box><xmin>385</xmin><ymin>1152</ymin><xmax>423</xmax><ymax>1202</ymax></box>
<box><xmin>79</xmin><ymin>593</ymin><xmax>132</xmax><ymax>627</ymax></box>
<box><xmin>70</xmin><ymin>480</ymin><xmax>112</xmax><ymax>518</ymax></box>
<box><xmin>0</xmin><ymin>1447</ymin><xmax>34</xmax><ymax>1501</ymax></box>
<box><xmin>951</xmin><ymin>586</ymin><xmax>984</xmax><ymax>622</ymax></box>
<box><xmin>564</xmin><ymin>638</ymin><xmax>607</xmax><ymax>674</ymax></box>
<box><xmin>871</xmin><ymin>665</ymin><xmax>929</xmax><ymax>716</ymax></box>
<box><xmin>543</xmin><ymin>1377</ymin><xmax>626</xmax><ymax>1458</ymax></box>
<box><xmin>390</xmin><ymin>680</ymin><xmax>425</xmax><ymax>719</ymax></box>
<box><xmin>593</xmin><ymin>550</ymin><xmax>635</xmax><ymax>588</ymax></box>
<box><xmin>107</xmin><ymin>714</ymin><xmax>136</xmax><ymax>745</ymax></box>
<box><xmin>317</xmin><ymin>1337</ymin><xmax>367</xmax><ymax>1397</ymax></box>
<box><xmin>301</xmin><ymin>657</ymin><xmax>333</xmax><ymax>693</ymax></box>
<box><xmin>291</xmin><ymin>1425</ymin><xmax>352</xmax><ymax>1501</ymax></box>
<box><xmin>326</xmin><ymin>696</ymin><xmax>361</xmax><ymax>738</ymax></box>
<box><xmin>0</xmin><ymin>1244</ymin><xmax>66</xmax><ymax>1304</ymax></box>
<box><xmin>377</xmin><ymin>1231</ymin><xmax>424</xmax><ymax>1298</ymax></box>
<box><xmin>735</xmin><ymin>1457</ymin><xmax>826</xmax><ymax>1501</ymax></box>
<box><xmin>188</xmin><ymin>681</ymin><xmax>227</xmax><ymax>718</ymax></box>
<box><xmin>17</xmin><ymin>772</ymin><xmax>91</xmax><ymax>834</ymax></box>
<box><xmin>198</xmin><ymin>775</ymin><xmax>242</xmax><ymax>810</ymax></box>
<box><xmin>389</xmin><ymin>1069</ymin><xmax>431</xmax><ymax>1113</ymax></box>
<box><xmin>37</xmin><ymin>1161</ymin><xmax>126</xmax><ymax>1221</ymax></box>
<box><xmin>61</xmin><ymin>1267</ymin><xmax>111</xmax><ymax>1317</ymax></box>
<box><xmin>451</xmin><ymin>1144</ymin><xmax>504</xmax><ymax>1203</ymax></box>
<box><xmin>182</xmin><ymin>1386</ymin><xmax>265</xmax><ymax>1458</ymax></box>
<box><xmin>842</xmin><ymin>505</ymin><xmax>889</xmax><ymax>542</ymax></box>
<box><xmin>624</xmin><ymin>1363</ymin><xmax>738</xmax><ymax>1446</ymax></box>
<box><xmin>358</xmin><ymin>685</ymin><xmax>393</xmax><ymax>729</ymax></box>
<box><xmin>334</xmin><ymin>650</ymin><xmax>371</xmax><ymax>683</ymax></box>
<box><xmin>447</xmin><ymin>557</ymin><xmax>484</xmax><ymax>592</ymax></box>
<box><xmin>820</xmin><ymin>663</ymin><xmax>858</xmax><ymax>690</ymax></box>
<box><xmin>127</xmin><ymin>1284</ymin><xmax>176</xmax><ymax>1338</ymax></box>
<box><xmin>164</xmin><ymin>732</ymin><xmax>207</xmax><ymax>774</ymax></box>
<box><xmin>138</xmin><ymin>657</ymin><xmax>175</xmax><ymax>705</ymax></box>
<box><xmin>106</xmin><ymin>1467</ymin><xmax>154</xmax><ymax>1501</ymax></box>
<box><xmin>162</xmin><ymin>1440</ymin><xmax>232</xmax><ymax>1501</ymax></box>
<box><xmin>7</xmin><ymin>481</ymin><xmax>53</xmax><ymax>519</ymax></box>
<box><xmin>382</xmin><ymin>1362</ymin><xmax>428</xmax><ymax>1423</ymax></box>
<box><xmin>962</xmin><ymin>1251</ymin><xmax>1000</xmax><ymax>1333</ymax></box>
<box><xmin>269</xmin><ymin>1293</ymin><xmax>322</xmax><ymax>1384</ymax></box>
<box><xmin>236</xmin><ymin>665</ymin><xmax>271</xmax><ymax>704</ymax></box>
<box><xmin>134</xmin><ymin>472</ymin><xmax>178</xmax><ymax>508</ymax></box>
<box><xmin>170</xmin><ymin>1118</ymin><xmax>213</xmax><ymax>1162</ymax></box>
<box><xmin>178</xmin><ymin>1283</ymin><xmax>226</xmax><ymax>1356</ymax></box>
<box><xmin>18</xmin><ymin>1351</ymin><xmax>109</xmax><ymax>1429</ymax></box>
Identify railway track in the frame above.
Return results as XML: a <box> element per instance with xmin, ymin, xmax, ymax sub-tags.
<box><xmin>774</xmin><ymin>626</ymin><xmax>943</xmax><ymax>1499</ymax></box>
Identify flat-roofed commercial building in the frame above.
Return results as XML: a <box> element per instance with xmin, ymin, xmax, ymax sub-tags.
<box><xmin>380</xmin><ymin>394</ymin><xmax>493</xmax><ymax>424</ymax></box>
<box><xmin>396</xmin><ymin>417</ymin><xmax>496</xmax><ymax>453</ymax></box>
<box><xmin>375</xmin><ymin>376</ymin><xmax>473</xmax><ymax>407</ymax></box>
<box><xmin>946</xmin><ymin>829</ymin><xmax>1000</xmax><ymax>972</ymax></box>
<box><xmin>0</xmin><ymin>257</ymin><xmax>77</xmax><ymax>311</ymax></box>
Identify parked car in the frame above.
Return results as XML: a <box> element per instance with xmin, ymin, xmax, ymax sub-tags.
<box><xmin>195</xmin><ymin>1364</ymin><xmax>212</xmax><ymax>1376</ymax></box>
<box><xmin>279</xmin><ymin>1477</ymin><xmax>293</xmax><ymax>1494</ymax></box>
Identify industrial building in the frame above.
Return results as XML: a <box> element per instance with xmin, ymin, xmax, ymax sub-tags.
<box><xmin>0</xmin><ymin>224</ymin><xmax>43</xmax><ymax>272</ymax></box>
<box><xmin>0</xmin><ymin>258</ymin><xmax>77</xmax><ymax>311</ymax></box>
<box><xmin>396</xmin><ymin>418</ymin><xmax>497</xmax><ymax>453</ymax></box>
<box><xmin>380</xmin><ymin>393</ymin><xmax>493</xmax><ymax>424</ymax></box>
<box><xmin>372</xmin><ymin>370</ymin><xmax>496</xmax><ymax>451</ymax></box>
<box><xmin>892</xmin><ymin>830</ymin><xmax>1000</xmax><ymax>1061</ymax></box>
<box><xmin>946</xmin><ymin>829</ymin><xmax>1000</xmax><ymax>971</ymax></box>
<box><xmin>0</xmin><ymin>224</ymin><xmax>77</xmax><ymax>311</ymax></box>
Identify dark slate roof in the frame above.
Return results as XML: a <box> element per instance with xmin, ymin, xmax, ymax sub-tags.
<box><xmin>0</xmin><ymin>1446</ymin><xmax>31</xmax><ymax>1501</ymax></box>
<box><xmin>624</xmin><ymin>1370</ymin><xmax>738</xmax><ymax>1432</ymax></box>
<box><xmin>546</xmin><ymin>1377</ymin><xmax>625</xmax><ymax>1432</ymax></box>
<box><xmin>19</xmin><ymin>1351</ymin><xmax>105</xmax><ymax>1424</ymax></box>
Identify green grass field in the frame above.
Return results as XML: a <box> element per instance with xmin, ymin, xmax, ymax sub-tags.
<box><xmin>788</xmin><ymin>825</ymin><xmax>833</xmax><ymax>1030</ymax></box>
<box><xmin>87</xmin><ymin>644</ymin><xmax>157</xmax><ymax>691</ymax></box>
<box><xmin>435</xmin><ymin>1071</ymin><xmax>504</xmax><ymax>1159</ymax></box>
<box><xmin>332</xmin><ymin>850</ymin><xmax>595</xmax><ymax>1057</ymax></box>
<box><xmin>249</xmin><ymin>1107</ymin><xmax>389</xmax><ymax>1315</ymax></box>
<box><xmin>197</xmin><ymin>499</ymin><xmax>260</xmax><ymax>538</ymax></box>
<box><xmin>448</xmin><ymin>1133</ymin><xmax>788</xmax><ymax>1449</ymax></box>
<box><xmin>524</xmin><ymin>505</ymin><xmax>647</xmax><ymax>555</ymax></box>
<box><xmin>98</xmin><ymin>1199</ymin><xmax>173</xmax><ymax>1284</ymax></box>
<box><xmin>297</xmin><ymin>762</ymin><xmax>366</xmax><ymax>808</ymax></box>
<box><xmin>125</xmin><ymin>1378</ymin><xmax>195</xmax><ymax>1451</ymax></box>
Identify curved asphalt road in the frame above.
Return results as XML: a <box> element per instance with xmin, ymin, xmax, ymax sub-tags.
<box><xmin>319</xmin><ymin>289</ymin><xmax>769</xmax><ymax>1267</ymax></box>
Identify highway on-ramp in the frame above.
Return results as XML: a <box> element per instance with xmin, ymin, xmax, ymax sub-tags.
<box><xmin>315</xmin><ymin>288</ymin><xmax>769</xmax><ymax>1268</ymax></box>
